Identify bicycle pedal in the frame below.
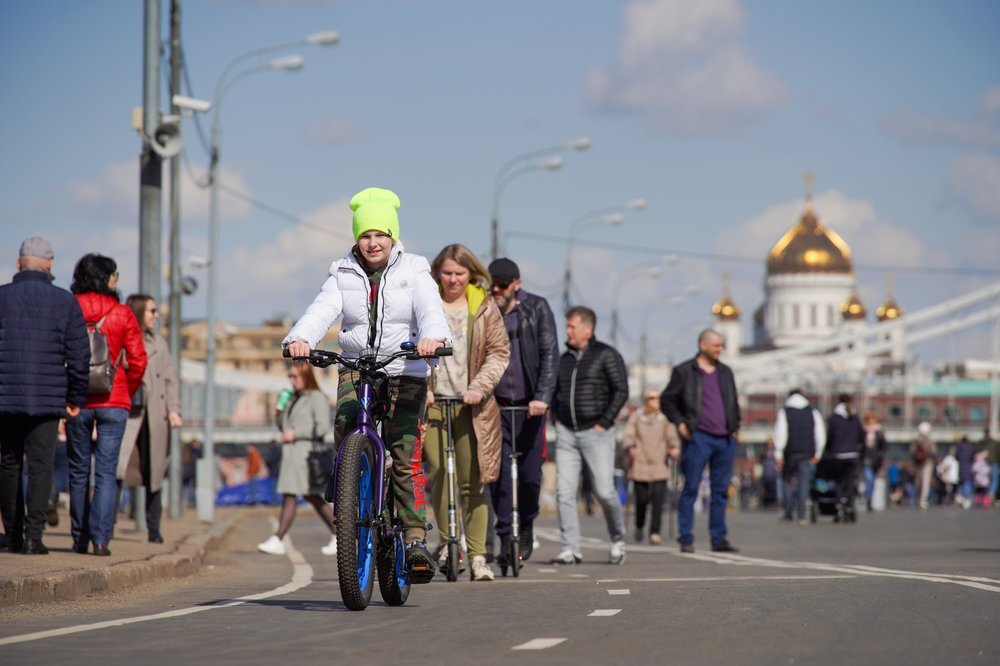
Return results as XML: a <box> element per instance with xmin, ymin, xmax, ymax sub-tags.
<box><xmin>409</xmin><ymin>565</ymin><xmax>435</xmax><ymax>584</ymax></box>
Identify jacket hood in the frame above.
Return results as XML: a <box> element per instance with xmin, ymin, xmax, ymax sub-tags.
<box><xmin>784</xmin><ymin>393</ymin><xmax>810</xmax><ymax>409</ymax></box>
<box><xmin>76</xmin><ymin>292</ymin><xmax>120</xmax><ymax>323</ymax></box>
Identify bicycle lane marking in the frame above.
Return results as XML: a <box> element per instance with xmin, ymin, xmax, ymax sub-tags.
<box><xmin>534</xmin><ymin>527</ymin><xmax>1000</xmax><ymax>595</ymax></box>
<box><xmin>0</xmin><ymin>533</ymin><xmax>314</xmax><ymax>647</ymax></box>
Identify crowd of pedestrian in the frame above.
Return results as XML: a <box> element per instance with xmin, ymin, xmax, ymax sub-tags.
<box><xmin>4</xmin><ymin>220</ymin><xmax>997</xmax><ymax>572</ymax></box>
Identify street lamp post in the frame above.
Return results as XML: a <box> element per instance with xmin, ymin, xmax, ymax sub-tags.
<box><xmin>489</xmin><ymin>137</ymin><xmax>590</xmax><ymax>261</ymax></box>
<box><xmin>197</xmin><ymin>54</ymin><xmax>306</xmax><ymax>523</ymax></box>
<box><xmin>561</xmin><ymin>199</ymin><xmax>645</xmax><ymax>314</ymax></box>
<box><xmin>609</xmin><ymin>262</ymin><xmax>664</xmax><ymax>349</ymax></box>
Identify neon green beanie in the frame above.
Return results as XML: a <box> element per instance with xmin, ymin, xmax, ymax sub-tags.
<box><xmin>350</xmin><ymin>187</ymin><xmax>401</xmax><ymax>242</ymax></box>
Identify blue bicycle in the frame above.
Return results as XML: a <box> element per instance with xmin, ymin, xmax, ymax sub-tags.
<box><xmin>286</xmin><ymin>342</ymin><xmax>450</xmax><ymax>611</ymax></box>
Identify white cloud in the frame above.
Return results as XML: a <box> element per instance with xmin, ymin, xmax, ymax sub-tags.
<box><xmin>718</xmin><ymin>190</ymin><xmax>931</xmax><ymax>271</ymax></box>
<box><xmin>218</xmin><ymin>197</ymin><xmax>355</xmax><ymax>316</ymax></box>
<box><xmin>304</xmin><ymin>114</ymin><xmax>365</xmax><ymax>144</ymax></box>
<box><xmin>583</xmin><ymin>0</ymin><xmax>786</xmax><ymax>133</ymax></box>
<box><xmin>67</xmin><ymin>160</ymin><xmax>253</xmax><ymax>227</ymax></box>
<box><xmin>948</xmin><ymin>153</ymin><xmax>1000</xmax><ymax>221</ymax></box>
<box><xmin>881</xmin><ymin>86</ymin><xmax>1000</xmax><ymax>148</ymax></box>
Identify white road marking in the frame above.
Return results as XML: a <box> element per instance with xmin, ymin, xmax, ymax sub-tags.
<box><xmin>629</xmin><ymin>575</ymin><xmax>855</xmax><ymax>583</ymax></box>
<box><xmin>607</xmin><ymin>589</ymin><xmax>631</xmax><ymax>595</ymax></box>
<box><xmin>589</xmin><ymin>609</ymin><xmax>622</xmax><ymax>617</ymax></box>
<box><xmin>567</xmin><ymin>573</ymin><xmax>590</xmax><ymax>578</ymax></box>
<box><xmin>537</xmin><ymin>568</ymin><xmax>557</xmax><ymax>573</ymax></box>
<box><xmin>0</xmin><ymin>530</ymin><xmax>314</xmax><ymax>647</ymax></box>
<box><xmin>598</xmin><ymin>579</ymin><xmax>619</xmax><ymax>583</ymax></box>
<box><xmin>533</xmin><ymin>526</ymin><xmax>1000</xmax><ymax>595</ymax></box>
<box><xmin>512</xmin><ymin>638</ymin><xmax>568</xmax><ymax>650</ymax></box>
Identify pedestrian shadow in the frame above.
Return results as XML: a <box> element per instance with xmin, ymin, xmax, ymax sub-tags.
<box><xmin>957</xmin><ymin>548</ymin><xmax>1000</xmax><ymax>553</ymax></box>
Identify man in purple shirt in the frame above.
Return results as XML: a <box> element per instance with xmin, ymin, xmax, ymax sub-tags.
<box><xmin>660</xmin><ymin>329</ymin><xmax>741</xmax><ymax>553</ymax></box>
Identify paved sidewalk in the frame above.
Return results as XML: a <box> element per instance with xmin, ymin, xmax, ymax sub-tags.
<box><xmin>0</xmin><ymin>503</ymin><xmax>264</xmax><ymax>607</ymax></box>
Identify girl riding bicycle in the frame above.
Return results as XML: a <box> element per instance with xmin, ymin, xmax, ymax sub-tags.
<box><xmin>283</xmin><ymin>187</ymin><xmax>449</xmax><ymax>580</ymax></box>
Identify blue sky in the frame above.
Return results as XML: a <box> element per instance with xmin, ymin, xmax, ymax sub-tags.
<box><xmin>2</xmin><ymin>0</ymin><xmax>998</xmax><ymax>364</ymax></box>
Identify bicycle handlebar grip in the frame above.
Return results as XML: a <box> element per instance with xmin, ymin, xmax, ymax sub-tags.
<box><xmin>282</xmin><ymin>348</ymin><xmax>291</xmax><ymax>358</ymax></box>
<box><xmin>435</xmin><ymin>347</ymin><xmax>453</xmax><ymax>357</ymax></box>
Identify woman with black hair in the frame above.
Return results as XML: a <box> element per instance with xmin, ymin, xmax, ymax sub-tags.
<box><xmin>65</xmin><ymin>253</ymin><xmax>147</xmax><ymax>556</ymax></box>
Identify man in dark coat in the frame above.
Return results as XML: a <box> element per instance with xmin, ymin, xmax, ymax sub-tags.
<box><xmin>661</xmin><ymin>329</ymin><xmax>741</xmax><ymax>554</ymax></box>
<box><xmin>550</xmin><ymin>306</ymin><xmax>629</xmax><ymax>565</ymax></box>
<box><xmin>0</xmin><ymin>237</ymin><xmax>90</xmax><ymax>554</ymax></box>
<box><xmin>487</xmin><ymin>258</ymin><xmax>559</xmax><ymax>564</ymax></box>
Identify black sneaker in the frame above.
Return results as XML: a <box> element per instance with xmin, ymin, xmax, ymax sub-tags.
<box><xmin>710</xmin><ymin>540</ymin><xmax>739</xmax><ymax>553</ymax></box>
<box><xmin>519</xmin><ymin>525</ymin><xmax>534</xmax><ymax>561</ymax></box>
<box><xmin>406</xmin><ymin>541</ymin><xmax>435</xmax><ymax>584</ymax></box>
<box><xmin>680</xmin><ymin>542</ymin><xmax>695</xmax><ymax>554</ymax></box>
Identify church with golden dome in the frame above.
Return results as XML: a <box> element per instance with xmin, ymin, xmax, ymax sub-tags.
<box><xmin>710</xmin><ymin>175</ymin><xmax>903</xmax><ymax>355</ymax></box>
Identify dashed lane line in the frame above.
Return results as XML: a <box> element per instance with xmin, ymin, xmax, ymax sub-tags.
<box><xmin>607</xmin><ymin>589</ymin><xmax>631</xmax><ymax>595</ymax></box>
<box><xmin>512</xmin><ymin>638</ymin><xmax>568</xmax><ymax>651</ymax></box>
<box><xmin>589</xmin><ymin>609</ymin><xmax>623</xmax><ymax>617</ymax></box>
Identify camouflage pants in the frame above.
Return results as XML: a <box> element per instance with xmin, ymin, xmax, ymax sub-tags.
<box><xmin>335</xmin><ymin>369</ymin><xmax>428</xmax><ymax>542</ymax></box>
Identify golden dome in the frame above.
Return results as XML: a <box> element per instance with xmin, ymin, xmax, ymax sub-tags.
<box><xmin>840</xmin><ymin>292</ymin><xmax>867</xmax><ymax>321</ymax></box>
<box><xmin>712</xmin><ymin>295</ymin><xmax>740</xmax><ymax>321</ymax></box>
<box><xmin>876</xmin><ymin>297</ymin><xmax>903</xmax><ymax>322</ymax></box>
<box><xmin>767</xmin><ymin>208</ymin><xmax>853</xmax><ymax>275</ymax></box>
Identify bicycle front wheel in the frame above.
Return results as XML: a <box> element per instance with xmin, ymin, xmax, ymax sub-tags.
<box><xmin>336</xmin><ymin>433</ymin><xmax>377</xmax><ymax>611</ymax></box>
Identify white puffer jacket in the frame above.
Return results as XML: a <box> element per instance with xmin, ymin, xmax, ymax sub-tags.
<box><xmin>283</xmin><ymin>242</ymin><xmax>450</xmax><ymax>378</ymax></box>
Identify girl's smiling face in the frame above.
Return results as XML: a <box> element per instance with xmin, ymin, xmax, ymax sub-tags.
<box><xmin>357</xmin><ymin>231</ymin><xmax>393</xmax><ymax>268</ymax></box>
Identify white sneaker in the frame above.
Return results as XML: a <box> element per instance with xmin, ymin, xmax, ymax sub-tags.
<box><xmin>320</xmin><ymin>535</ymin><xmax>337</xmax><ymax>555</ymax></box>
<box><xmin>471</xmin><ymin>555</ymin><xmax>494</xmax><ymax>581</ymax></box>
<box><xmin>549</xmin><ymin>549</ymin><xmax>583</xmax><ymax>565</ymax></box>
<box><xmin>257</xmin><ymin>535</ymin><xmax>286</xmax><ymax>556</ymax></box>
<box><xmin>609</xmin><ymin>540</ymin><xmax>627</xmax><ymax>565</ymax></box>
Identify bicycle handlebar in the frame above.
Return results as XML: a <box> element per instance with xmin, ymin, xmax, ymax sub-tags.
<box><xmin>282</xmin><ymin>345</ymin><xmax>452</xmax><ymax>372</ymax></box>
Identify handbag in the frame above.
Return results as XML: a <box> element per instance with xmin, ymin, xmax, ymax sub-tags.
<box><xmin>307</xmin><ymin>444</ymin><xmax>335</xmax><ymax>492</ymax></box>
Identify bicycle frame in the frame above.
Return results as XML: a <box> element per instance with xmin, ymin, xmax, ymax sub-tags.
<box><xmin>331</xmin><ymin>379</ymin><xmax>389</xmax><ymax>520</ymax></box>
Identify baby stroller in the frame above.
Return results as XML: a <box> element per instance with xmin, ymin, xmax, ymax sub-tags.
<box><xmin>809</xmin><ymin>457</ymin><xmax>857</xmax><ymax>523</ymax></box>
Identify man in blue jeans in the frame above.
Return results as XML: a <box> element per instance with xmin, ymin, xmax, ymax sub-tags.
<box><xmin>661</xmin><ymin>329</ymin><xmax>741</xmax><ymax>554</ymax></box>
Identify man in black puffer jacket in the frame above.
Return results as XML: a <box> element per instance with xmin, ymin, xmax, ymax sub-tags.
<box><xmin>550</xmin><ymin>306</ymin><xmax>629</xmax><ymax>566</ymax></box>
<box><xmin>0</xmin><ymin>237</ymin><xmax>90</xmax><ymax>554</ymax></box>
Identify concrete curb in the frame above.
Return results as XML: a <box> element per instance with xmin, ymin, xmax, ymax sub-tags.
<box><xmin>0</xmin><ymin>518</ymin><xmax>238</xmax><ymax>607</ymax></box>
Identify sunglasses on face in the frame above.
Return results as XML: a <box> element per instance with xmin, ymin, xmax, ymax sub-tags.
<box><xmin>491</xmin><ymin>277</ymin><xmax>512</xmax><ymax>289</ymax></box>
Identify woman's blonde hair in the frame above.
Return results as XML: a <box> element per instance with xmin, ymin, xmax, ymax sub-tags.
<box><xmin>288</xmin><ymin>362</ymin><xmax>321</xmax><ymax>392</ymax></box>
<box><xmin>430</xmin><ymin>243</ymin><xmax>490</xmax><ymax>288</ymax></box>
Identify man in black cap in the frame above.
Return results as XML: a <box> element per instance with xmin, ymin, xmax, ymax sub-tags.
<box><xmin>0</xmin><ymin>237</ymin><xmax>90</xmax><ymax>554</ymax></box>
<box><xmin>487</xmin><ymin>258</ymin><xmax>559</xmax><ymax>565</ymax></box>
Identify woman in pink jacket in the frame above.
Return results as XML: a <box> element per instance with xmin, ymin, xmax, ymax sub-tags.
<box><xmin>66</xmin><ymin>254</ymin><xmax>147</xmax><ymax>556</ymax></box>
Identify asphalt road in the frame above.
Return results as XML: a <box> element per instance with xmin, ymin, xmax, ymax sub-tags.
<box><xmin>2</xmin><ymin>506</ymin><xmax>998</xmax><ymax>665</ymax></box>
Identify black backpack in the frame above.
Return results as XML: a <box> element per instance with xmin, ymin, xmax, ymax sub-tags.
<box><xmin>87</xmin><ymin>313</ymin><xmax>122</xmax><ymax>394</ymax></box>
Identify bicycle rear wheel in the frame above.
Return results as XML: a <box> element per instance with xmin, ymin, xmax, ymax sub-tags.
<box><xmin>377</xmin><ymin>516</ymin><xmax>410</xmax><ymax>606</ymax></box>
<box><xmin>336</xmin><ymin>433</ymin><xmax>376</xmax><ymax>611</ymax></box>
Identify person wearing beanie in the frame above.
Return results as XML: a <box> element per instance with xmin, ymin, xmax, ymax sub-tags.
<box><xmin>283</xmin><ymin>187</ymin><xmax>450</xmax><ymax>582</ymax></box>
<box><xmin>486</xmin><ymin>257</ymin><xmax>559</xmax><ymax>565</ymax></box>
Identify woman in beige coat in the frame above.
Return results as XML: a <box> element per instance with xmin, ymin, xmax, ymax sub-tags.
<box><xmin>425</xmin><ymin>244</ymin><xmax>509</xmax><ymax>581</ymax></box>
<box><xmin>119</xmin><ymin>294</ymin><xmax>182</xmax><ymax>543</ymax></box>
<box><xmin>622</xmin><ymin>387</ymin><xmax>679</xmax><ymax>545</ymax></box>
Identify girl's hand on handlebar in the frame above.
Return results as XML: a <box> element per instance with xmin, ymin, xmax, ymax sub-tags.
<box><xmin>463</xmin><ymin>388</ymin><xmax>484</xmax><ymax>405</ymax></box>
<box><xmin>287</xmin><ymin>340</ymin><xmax>312</xmax><ymax>360</ymax></box>
<box><xmin>416</xmin><ymin>338</ymin><xmax>444</xmax><ymax>357</ymax></box>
